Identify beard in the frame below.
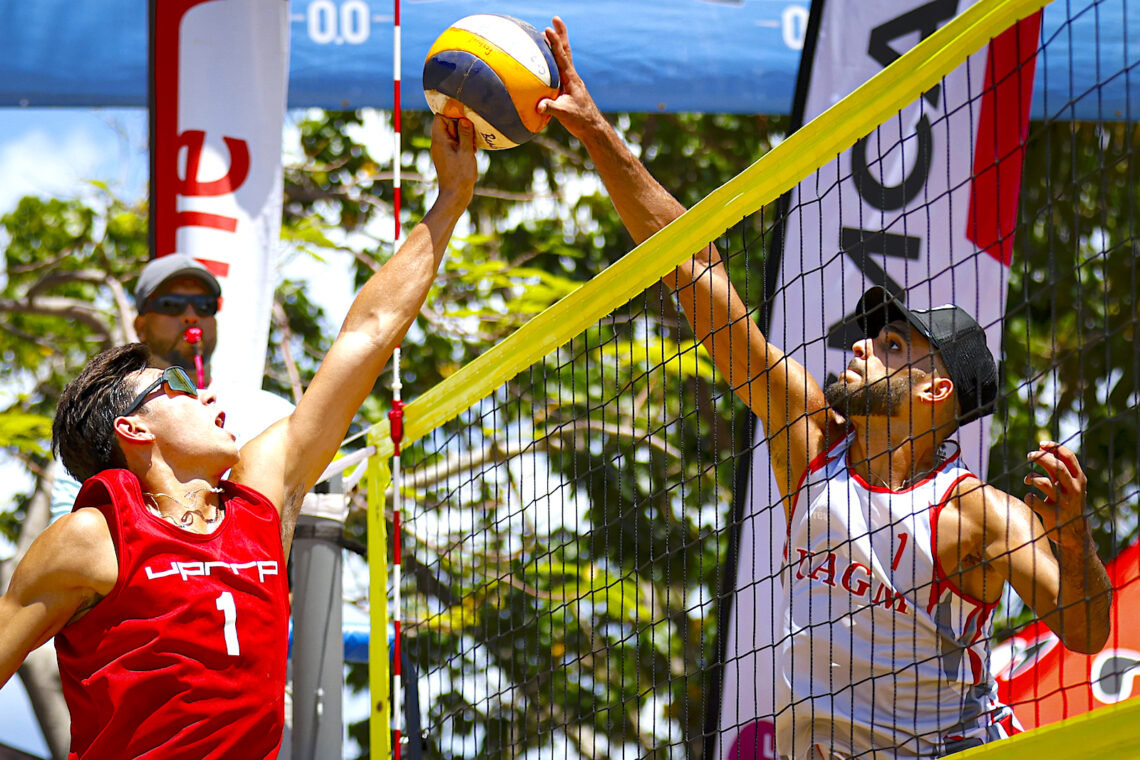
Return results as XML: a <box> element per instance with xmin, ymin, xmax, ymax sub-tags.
<box><xmin>824</xmin><ymin>372</ymin><xmax>913</xmax><ymax>420</ymax></box>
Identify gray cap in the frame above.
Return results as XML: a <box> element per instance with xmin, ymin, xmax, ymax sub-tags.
<box><xmin>134</xmin><ymin>254</ymin><xmax>222</xmax><ymax>310</ymax></box>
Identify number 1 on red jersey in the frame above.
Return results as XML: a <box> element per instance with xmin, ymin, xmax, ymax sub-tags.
<box><xmin>216</xmin><ymin>591</ymin><xmax>241</xmax><ymax>656</ymax></box>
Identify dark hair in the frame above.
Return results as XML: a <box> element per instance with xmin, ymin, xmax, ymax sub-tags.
<box><xmin>53</xmin><ymin>343</ymin><xmax>151</xmax><ymax>482</ymax></box>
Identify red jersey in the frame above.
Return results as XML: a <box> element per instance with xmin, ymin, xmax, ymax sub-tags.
<box><xmin>55</xmin><ymin>469</ymin><xmax>290</xmax><ymax>760</ymax></box>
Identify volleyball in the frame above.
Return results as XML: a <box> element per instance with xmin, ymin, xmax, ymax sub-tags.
<box><xmin>423</xmin><ymin>14</ymin><xmax>561</xmax><ymax>150</ymax></box>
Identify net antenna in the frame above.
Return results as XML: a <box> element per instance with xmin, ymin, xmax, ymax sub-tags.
<box><xmin>389</xmin><ymin>2</ymin><xmax>405</xmax><ymax>757</ymax></box>
<box><xmin>388</xmin><ymin>345</ymin><xmax>406</xmax><ymax>759</ymax></box>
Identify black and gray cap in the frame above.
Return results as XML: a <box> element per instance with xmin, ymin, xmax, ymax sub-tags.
<box><xmin>134</xmin><ymin>254</ymin><xmax>222</xmax><ymax>311</ymax></box>
<box><xmin>855</xmin><ymin>286</ymin><xmax>998</xmax><ymax>425</ymax></box>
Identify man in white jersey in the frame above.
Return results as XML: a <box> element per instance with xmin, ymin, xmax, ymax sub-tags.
<box><xmin>537</xmin><ymin>17</ymin><xmax>1113</xmax><ymax>760</ymax></box>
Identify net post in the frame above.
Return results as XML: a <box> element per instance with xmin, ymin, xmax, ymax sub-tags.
<box><xmin>366</xmin><ymin>436</ymin><xmax>392</xmax><ymax>760</ymax></box>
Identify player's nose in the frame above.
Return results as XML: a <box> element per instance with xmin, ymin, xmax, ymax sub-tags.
<box><xmin>851</xmin><ymin>337</ymin><xmax>872</xmax><ymax>358</ymax></box>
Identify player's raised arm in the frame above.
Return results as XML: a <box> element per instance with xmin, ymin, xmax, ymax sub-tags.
<box><xmin>232</xmin><ymin>115</ymin><xmax>477</xmax><ymax>552</ymax></box>
<box><xmin>954</xmin><ymin>442</ymin><xmax>1111</xmax><ymax>654</ymax></box>
<box><xmin>540</xmin><ymin>17</ymin><xmax>837</xmax><ymax>504</ymax></box>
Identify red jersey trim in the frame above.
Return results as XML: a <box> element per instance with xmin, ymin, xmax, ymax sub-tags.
<box><xmin>138</xmin><ymin>480</ymin><xmax>279</xmax><ymax>543</ymax></box>
<box><xmin>927</xmin><ymin>472</ymin><xmax>1001</xmax><ymax>613</ymax></box>
<box><xmin>848</xmin><ymin>441</ymin><xmax>962</xmax><ymax>495</ymax></box>
<box><xmin>69</xmin><ymin>473</ymin><xmax>132</xmax><ymax>615</ymax></box>
<box><xmin>784</xmin><ymin>431</ymin><xmax>853</xmax><ymax>559</ymax></box>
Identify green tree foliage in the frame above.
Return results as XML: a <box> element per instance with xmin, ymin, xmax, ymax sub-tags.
<box><xmin>989</xmin><ymin>122</ymin><xmax>1140</xmax><ymax>563</ymax></box>
<box><xmin>1</xmin><ymin>192</ymin><xmax>146</xmax><ymax>540</ymax></box>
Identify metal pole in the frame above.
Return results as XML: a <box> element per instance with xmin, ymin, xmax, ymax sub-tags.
<box><xmin>388</xmin><ymin>346</ymin><xmax>406</xmax><ymax>760</ymax></box>
<box><xmin>292</xmin><ymin>478</ymin><xmax>348</xmax><ymax>760</ymax></box>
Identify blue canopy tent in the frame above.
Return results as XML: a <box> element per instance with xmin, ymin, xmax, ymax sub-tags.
<box><xmin>1</xmin><ymin>0</ymin><xmax>1135</xmax><ymax>119</ymax></box>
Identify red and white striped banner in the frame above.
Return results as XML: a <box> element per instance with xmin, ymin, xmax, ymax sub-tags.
<box><xmin>716</xmin><ymin>3</ymin><xmax>1041</xmax><ymax>757</ymax></box>
<box><xmin>150</xmin><ymin>0</ymin><xmax>290</xmax><ymax>394</ymax></box>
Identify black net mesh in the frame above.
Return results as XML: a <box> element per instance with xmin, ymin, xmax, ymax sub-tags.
<box><xmin>390</xmin><ymin>2</ymin><xmax>1139</xmax><ymax>757</ymax></box>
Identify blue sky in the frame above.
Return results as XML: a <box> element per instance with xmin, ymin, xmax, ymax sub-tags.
<box><xmin>0</xmin><ymin>108</ymin><xmax>149</xmax><ymax>213</ymax></box>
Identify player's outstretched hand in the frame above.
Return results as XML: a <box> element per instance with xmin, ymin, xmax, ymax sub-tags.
<box><xmin>431</xmin><ymin>115</ymin><xmax>477</xmax><ymax>205</ymax></box>
<box><xmin>539</xmin><ymin>17</ymin><xmax>606</xmax><ymax>142</ymax></box>
<box><xmin>1024</xmin><ymin>441</ymin><xmax>1091</xmax><ymax>548</ymax></box>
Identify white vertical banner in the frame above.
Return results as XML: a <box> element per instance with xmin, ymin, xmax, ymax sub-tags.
<box><xmin>150</xmin><ymin>0</ymin><xmax>290</xmax><ymax>393</ymax></box>
<box><xmin>716</xmin><ymin>2</ymin><xmax>1040</xmax><ymax>758</ymax></box>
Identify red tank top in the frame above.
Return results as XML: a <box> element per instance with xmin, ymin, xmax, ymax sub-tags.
<box><xmin>55</xmin><ymin>469</ymin><xmax>290</xmax><ymax>760</ymax></box>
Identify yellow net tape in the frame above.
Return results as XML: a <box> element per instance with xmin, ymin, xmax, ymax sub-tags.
<box><xmin>366</xmin><ymin>438</ymin><xmax>392</xmax><ymax>760</ymax></box>
<box><xmin>949</xmin><ymin>697</ymin><xmax>1140</xmax><ymax>758</ymax></box>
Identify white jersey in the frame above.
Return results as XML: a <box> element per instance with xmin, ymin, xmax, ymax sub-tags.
<box><xmin>775</xmin><ymin>433</ymin><xmax>1014</xmax><ymax>759</ymax></box>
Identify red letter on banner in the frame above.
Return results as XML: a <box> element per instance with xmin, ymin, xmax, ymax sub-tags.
<box><xmin>172</xmin><ymin>130</ymin><xmax>251</xmax><ymax>243</ymax></box>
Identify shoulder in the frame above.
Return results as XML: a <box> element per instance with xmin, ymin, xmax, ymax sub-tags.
<box><xmin>810</xmin><ymin>422</ymin><xmax>853</xmax><ymax>472</ymax></box>
<box><xmin>228</xmin><ymin>428</ymin><xmax>288</xmax><ymax>514</ymax></box>
<box><xmin>946</xmin><ymin>477</ymin><xmax>1036</xmax><ymax>546</ymax></box>
<box><xmin>945</xmin><ymin>475</ymin><xmax>1007</xmax><ymax>523</ymax></box>
<box><xmin>222</xmin><ymin>480</ymin><xmax>281</xmax><ymax>521</ymax></box>
<box><xmin>13</xmin><ymin>508</ymin><xmax>117</xmax><ymax>599</ymax></box>
<box><xmin>46</xmin><ymin>508</ymin><xmax>117</xmax><ymax>579</ymax></box>
<box><xmin>804</xmin><ymin>413</ymin><xmax>853</xmax><ymax>472</ymax></box>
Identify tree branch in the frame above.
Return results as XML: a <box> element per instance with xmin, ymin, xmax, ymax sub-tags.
<box><xmin>0</xmin><ymin>466</ymin><xmax>70</xmax><ymax>760</ymax></box>
<box><xmin>106</xmin><ymin>276</ymin><xmax>138</xmax><ymax>344</ymax></box>
<box><xmin>0</xmin><ymin>296</ymin><xmax>112</xmax><ymax>346</ymax></box>
<box><xmin>272</xmin><ymin>300</ymin><xmax>305</xmax><ymax>404</ymax></box>
<box><xmin>26</xmin><ymin>268</ymin><xmax>107</xmax><ymax>298</ymax></box>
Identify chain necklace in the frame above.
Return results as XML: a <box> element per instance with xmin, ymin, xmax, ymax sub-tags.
<box><xmin>144</xmin><ymin>485</ymin><xmax>226</xmax><ymax>530</ymax></box>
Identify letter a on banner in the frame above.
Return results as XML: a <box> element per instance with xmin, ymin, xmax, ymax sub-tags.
<box><xmin>149</xmin><ymin>0</ymin><xmax>289</xmax><ymax>394</ymax></box>
<box><xmin>712</xmin><ymin>2</ymin><xmax>1041</xmax><ymax>758</ymax></box>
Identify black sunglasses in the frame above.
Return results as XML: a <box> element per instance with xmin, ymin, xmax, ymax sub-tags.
<box><xmin>144</xmin><ymin>293</ymin><xmax>219</xmax><ymax>317</ymax></box>
<box><xmin>121</xmin><ymin>367</ymin><xmax>200</xmax><ymax>417</ymax></box>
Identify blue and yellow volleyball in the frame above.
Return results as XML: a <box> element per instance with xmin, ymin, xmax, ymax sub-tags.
<box><xmin>423</xmin><ymin>14</ymin><xmax>561</xmax><ymax>150</ymax></box>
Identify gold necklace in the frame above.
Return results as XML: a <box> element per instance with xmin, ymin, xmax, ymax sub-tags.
<box><xmin>144</xmin><ymin>486</ymin><xmax>225</xmax><ymax>528</ymax></box>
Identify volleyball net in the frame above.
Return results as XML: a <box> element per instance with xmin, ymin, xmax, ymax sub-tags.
<box><xmin>361</xmin><ymin>0</ymin><xmax>1140</xmax><ymax>757</ymax></box>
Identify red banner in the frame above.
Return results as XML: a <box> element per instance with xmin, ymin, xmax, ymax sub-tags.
<box><xmin>994</xmin><ymin>539</ymin><xmax>1140</xmax><ymax>729</ymax></box>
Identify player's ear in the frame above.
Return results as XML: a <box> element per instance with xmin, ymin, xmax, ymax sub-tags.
<box><xmin>113</xmin><ymin>414</ymin><xmax>155</xmax><ymax>446</ymax></box>
<box><xmin>920</xmin><ymin>375</ymin><xmax>954</xmax><ymax>404</ymax></box>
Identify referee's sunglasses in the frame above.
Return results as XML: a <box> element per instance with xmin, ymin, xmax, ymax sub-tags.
<box><xmin>121</xmin><ymin>367</ymin><xmax>199</xmax><ymax>416</ymax></box>
<box><xmin>143</xmin><ymin>293</ymin><xmax>220</xmax><ymax>317</ymax></box>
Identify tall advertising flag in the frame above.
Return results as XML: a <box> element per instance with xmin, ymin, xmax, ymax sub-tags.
<box><xmin>714</xmin><ymin>2</ymin><xmax>1041</xmax><ymax>758</ymax></box>
<box><xmin>150</xmin><ymin>0</ymin><xmax>290</xmax><ymax>394</ymax></box>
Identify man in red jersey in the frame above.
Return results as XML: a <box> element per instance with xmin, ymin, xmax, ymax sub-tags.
<box><xmin>0</xmin><ymin>115</ymin><xmax>476</xmax><ymax>760</ymax></box>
